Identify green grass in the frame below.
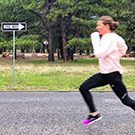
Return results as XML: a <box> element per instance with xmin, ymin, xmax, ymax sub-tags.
<box><xmin>0</xmin><ymin>57</ymin><xmax>135</xmax><ymax>91</ymax></box>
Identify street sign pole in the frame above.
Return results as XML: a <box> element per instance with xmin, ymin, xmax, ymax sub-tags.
<box><xmin>1</xmin><ymin>22</ymin><xmax>27</xmax><ymax>86</ymax></box>
<box><xmin>13</xmin><ymin>31</ymin><xmax>15</xmax><ymax>86</ymax></box>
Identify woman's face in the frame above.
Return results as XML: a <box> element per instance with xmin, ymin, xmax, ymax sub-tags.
<box><xmin>96</xmin><ymin>20</ymin><xmax>110</xmax><ymax>35</ymax></box>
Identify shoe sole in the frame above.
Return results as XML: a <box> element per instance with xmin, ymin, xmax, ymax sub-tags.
<box><xmin>87</xmin><ymin>116</ymin><xmax>102</xmax><ymax>125</ymax></box>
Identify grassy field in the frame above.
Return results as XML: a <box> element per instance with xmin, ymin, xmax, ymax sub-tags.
<box><xmin>0</xmin><ymin>57</ymin><xmax>135</xmax><ymax>91</ymax></box>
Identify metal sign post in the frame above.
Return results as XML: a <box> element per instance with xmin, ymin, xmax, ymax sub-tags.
<box><xmin>1</xmin><ymin>22</ymin><xmax>27</xmax><ymax>86</ymax></box>
<box><xmin>13</xmin><ymin>31</ymin><xmax>15</xmax><ymax>86</ymax></box>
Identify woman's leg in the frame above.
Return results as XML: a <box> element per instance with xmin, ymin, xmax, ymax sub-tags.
<box><xmin>102</xmin><ymin>72</ymin><xmax>135</xmax><ymax>111</ymax></box>
<box><xmin>79</xmin><ymin>73</ymin><xmax>107</xmax><ymax>113</ymax></box>
<box><xmin>121</xmin><ymin>94</ymin><xmax>135</xmax><ymax>110</ymax></box>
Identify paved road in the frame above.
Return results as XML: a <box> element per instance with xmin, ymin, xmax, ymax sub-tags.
<box><xmin>0</xmin><ymin>91</ymin><xmax>135</xmax><ymax>135</ymax></box>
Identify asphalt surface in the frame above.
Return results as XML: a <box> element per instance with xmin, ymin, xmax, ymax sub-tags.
<box><xmin>0</xmin><ymin>91</ymin><xmax>135</xmax><ymax>135</ymax></box>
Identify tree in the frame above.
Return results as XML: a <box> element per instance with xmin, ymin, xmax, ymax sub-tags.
<box><xmin>16</xmin><ymin>35</ymin><xmax>40</xmax><ymax>53</ymax></box>
<box><xmin>20</xmin><ymin>0</ymin><xmax>57</xmax><ymax>61</ymax></box>
<box><xmin>66</xmin><ymin>37</ymin><xmax>92</xmax><ymax>55</ymax></box>
<box><xmin>0</xmin><ymin>0</ymin><xmax>23</xmax><ymax>54</ymax></box>
<box><xmin>47</xmin><ymin>0</ymin><xmax>76</xmax><ymax>61</ymax></box>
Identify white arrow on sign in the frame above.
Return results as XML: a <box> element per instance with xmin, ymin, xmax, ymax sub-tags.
<box><xmin>18</xmin><ymin>23</ymin><xmax>24</xmax><ymax>30</ymax></box>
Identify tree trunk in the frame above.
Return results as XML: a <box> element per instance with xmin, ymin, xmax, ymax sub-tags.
<box><xmin>3</xmin><ymin>47</ymin><xmax>6</xmax><ymax>52</ymax></box>
<box><xmin>0</xmin><ymin>48</ymin><xmax>2</xmax><ymax>54</ymax></box>
<box><xmin>41</xmin><ymin>43</ymin><xmax>45</xmax><ymax>53</ymax></box>
<box><xmin>48</xmin><ymin>21</ymin><xmax>54</xmax><ymax>61</ymax></box>
<box><xmin>129</xmin><ymin>43</ymin><xmax>132</xmax><ymax>53</ymax></box>
<box><xmin>59</xmin><ymin>37</ymin><xmax>63</xmax><ymax>59</ymax></box>
<box><xmin>57</xmin><ymin>48</ymin><xmax>60</xmax><ymax>59</ymax></box>
<box><xmin>61</xmin><ymin>19</ymin><xmax>67</xmax><ymax>62</ymax></box>
<box><xmin>67</xmin><ymin>47</ymin><xmax>75</xmax><ymax>61</ymax></box>
<box><xmin>26</xmin><ymin>45</ymin><xmax>30</xmax><ymax>53</ymax></box>
<box><xmin>21</xmin><ymin>47</ymin><xmax>25</xmax><ymax>53</ymax></box>
<box><xmin>79</xmin><ymin>50</ymin><xmax>82</xmax><ymax>55</ymax></box>
<box><xmin>35</xmin><ymin>48</ymin><xmax>40</xmax><ymax>53</ymax></box>
<box><xmin>86</xmin><ymin>49</ymin><xmax>90</xmax><ymax>55</ymax></box>
<box><xmin>47</xmin><ymin>0</ymin><xmax>55</xmax><ymax>62</ymax></box>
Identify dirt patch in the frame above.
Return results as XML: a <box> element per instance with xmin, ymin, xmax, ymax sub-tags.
<box><xmin>0</xmin><ymin>53</ymin><xmax>135</xmax><ymax>61</ymax></box>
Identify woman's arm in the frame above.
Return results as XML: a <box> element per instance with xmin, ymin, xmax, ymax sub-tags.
<box><xmin>91</xmin><ymin>32</ymin><xmax>116</xmax><ymax>58</ymax></box>
<box><xmin>117</xmin><ymin>41</ymin><xmax>128</xmax><ymax>57</ymax></box>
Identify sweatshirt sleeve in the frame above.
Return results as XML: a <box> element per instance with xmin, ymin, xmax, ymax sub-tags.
<box><xmin>117</xmin><ymin>39</ymin><xmax>128</xmax><ymax>57</ymax></box>
<box><xmin>91</xmin><ymin>32</ymin><xmax>116</xmax><ymax>58</ymax></box>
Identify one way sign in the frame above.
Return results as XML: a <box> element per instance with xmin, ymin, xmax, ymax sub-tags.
<box><xmin>1</xmin><ymin>22</ymin><xmax>27</xmax><ymax>31</ymax></box>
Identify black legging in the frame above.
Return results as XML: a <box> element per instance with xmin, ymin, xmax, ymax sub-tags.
<box><xmin>79</xmin><ymin>72</ymin><xmax>135</xmax><ymax>113</ymax></box>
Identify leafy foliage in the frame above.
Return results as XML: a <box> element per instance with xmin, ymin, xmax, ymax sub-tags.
<box><xmin>67</xmin><ymin>38</ymin><xmax>92</xmax><ymax>50</ymax></box>
<box><xmin>20</xmin><ymin>0</ymin><xmax>44</xmax><ymax>10</ymax></box>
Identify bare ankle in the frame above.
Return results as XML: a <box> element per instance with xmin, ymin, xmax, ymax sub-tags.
<box><xmin>90</xmin><ymin>112</ymin><xmax>98</xmax><ymax>116</ymax></box>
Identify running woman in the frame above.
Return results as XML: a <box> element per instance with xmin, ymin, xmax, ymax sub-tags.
<box><xmin>79</xmin><ymin>16</ymin><xmax>135</xmax><ymax>125</ymax></box>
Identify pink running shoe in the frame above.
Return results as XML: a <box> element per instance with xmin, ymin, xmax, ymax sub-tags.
<box><xmin>81</xmin><ymin>114</ymin><xmax>102</xmax><ymax>125</ymax></box>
